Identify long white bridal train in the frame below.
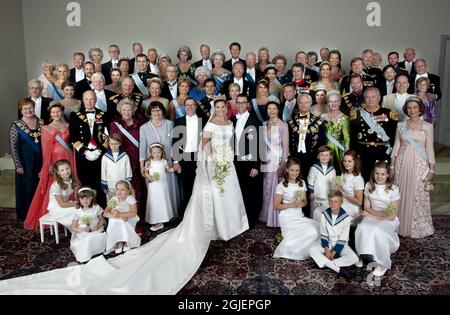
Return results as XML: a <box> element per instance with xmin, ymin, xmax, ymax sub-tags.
<box><xmin>0</xmin><ymin>152</ymin><xmax>249</xmax><ymax>295</ymax></box>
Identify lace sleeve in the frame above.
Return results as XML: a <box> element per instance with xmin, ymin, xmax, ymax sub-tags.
<box><xmin>9</xmin><ymin>123</ymin><xmax>23</xmax><ymax>169</ymax></box>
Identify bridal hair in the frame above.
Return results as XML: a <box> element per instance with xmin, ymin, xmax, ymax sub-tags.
<box><xmin>368</xmin><ymin>160</ymin><xmax>395</xmax><ymax>193</ymax></box>
<box><xmin>53</xmin><ymin>159</ymin><xmax>79</xmax><ymax>191</ymax></box>
<box><xmin>76</xmin><ymin>187</ymin><xmax>97</xmax><ymax>209</ymax></box>
<box><xmin>341</xmin><ymin>149</ymin><xmax>362</xmax><ymax>176</ymax></box>
<box><xmin>116</xmin><ymin>180</ymin><xmax>136</xmax><ymax>198</ymax></box>
<box><xmin>282</xmin><ymin>157</ymin><xmax>303</xmax><ymax>188</ymax></box>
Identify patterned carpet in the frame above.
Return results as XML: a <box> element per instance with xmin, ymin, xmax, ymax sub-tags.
<box><xmin>0</xmin><ymin>207</ymin><xmax>448</xmax><ymax>295</ymax></box>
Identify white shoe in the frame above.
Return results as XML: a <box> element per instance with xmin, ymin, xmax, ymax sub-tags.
<box><xmin>373</xmin><ymin>265</ymin><xmax>388</xmax><ymax>277</ymax></box>
<box><xmin>114</xmin><ymin>247</ymin><xmax>123</xmax><ymax>254</ymax></box>
<box><xmin>150</xmin><ymin>224</ymin><xmax>164</xmax><ymax>231</ymax></box>
<box><xmin>355</xmin><ymin>258</ymin><xmax>364</xmax><ymax>268</ymax></box>
<box><xmin>123</xmin><ymin>246</ymin><xmax>130</xmax><ymax>252</ymax></box>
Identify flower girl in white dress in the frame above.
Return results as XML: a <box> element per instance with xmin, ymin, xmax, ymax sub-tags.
<box><xmin>338</xmin><ymin>150</ymin><xmax>365</xmax><ymax>223</ymax></box>
<box><xmin>355</xmin><ymin>161</ymin><xmax>401</xmax><ymax>277</ymax></box>
<box><xmin>145</xmin><ymin>143</ymin><xmax>177</xmax><ymax>231</ymax></box>
<box><xmin>104</xmin><ymin>180</ymin><xmax>141</xmax><ymax>254</ymax></box>
<box><xmin>273</xmin><ymin>158</ymin><xmax>320</xmax><ymax>260</ymax></box>
<box><xmin>70</xmin><ymin>187</ymin><xmax>107</xmax><ymax>263</ymax></box>
<box><xmin>47</xmin><ymin>159</ymin><xmax>80</xmax><ymax>230</ymax></box>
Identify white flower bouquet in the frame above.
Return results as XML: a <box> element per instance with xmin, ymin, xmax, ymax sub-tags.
<box><xmin>333</xmin><ymin>176</ymin><xmax>343</xmax><ymax>190</ymax></box>
<box><xmin>79</xmin><ymin>215</ymin><xmax>92</xmax><ymax>229</ymax></box>
<box><xmin>294</xmin><ymin>190</ymin><xmax>305</xmax><ymax>200</ymax></box>
<box><xmin>108</xmin><ymin>198</ymin><xmax>119</xmax><ymax>209</ymax></box>
<box><xmin>385</xmin><ymin>203</ymin><xmax>397</xmax><ymax>216</ymax></box>
<box><xmin>152</xmin><ymin>172</ymin><xmax>160</xmax><ymax>182</ymax></box>
<box><xmin>212</xmin><ymin>145</ymin><xmax>234</xmax><ymax>197</ymax></box>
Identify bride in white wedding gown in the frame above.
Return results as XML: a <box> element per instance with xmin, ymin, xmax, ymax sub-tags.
<box><xmin>0</xmin><ymin>100</ymin><xmax>249</xmax><ymax>295</ymax></box>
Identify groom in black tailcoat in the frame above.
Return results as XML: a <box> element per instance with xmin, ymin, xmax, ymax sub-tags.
<box><xmin>232</xmin><ymin>94</ymin><xmax>263</xmax><ymax>228</ymax></box>
<box><xmin>172</xmin><ymin>97</ymin><xmax>207</xmax><ymax>216</ymax></box>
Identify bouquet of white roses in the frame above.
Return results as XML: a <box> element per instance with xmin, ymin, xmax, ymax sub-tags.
<box><xmin>152</xmin><ymin>172</ymin><xmax>160</xmax><ymax>182</ymax></box>
<box><xmin>79</xmin><ymin>215</ymin><xmax>92</xmax><ymax>229</ymax></box>
<box><xmin>108</xmin><ymin>198</ymin><xmax>119</xmax><ymax>209</ymax></box>
<box><xmin>333</xmin><ymin>176</ymin><xmax>343</xmax><ymax>190</ymax></box>
<box><xmin>385</xmin><ymin>203</ymin><xmax>397</xmax><ymax>216</ymax></box>
<box><xmin>212</xmin><ymin>145</ymin><xmax>234</xmax><ymax>197</ymax></box>
<box><xmin>294</xmin><ymin>190</ymin><xmax>305</xmax><ymax>200</ymax></box>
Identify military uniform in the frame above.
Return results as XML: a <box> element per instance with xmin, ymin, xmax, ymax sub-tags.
<box><xmin>109</xmin><ymin>93</ymin><xmax>144</xmax><ymax>119</ymax></box>
<box><xmin>69</xmin><ymin>108</ymin><xmax>109</xmax><ymax>206</ymax></box>
<box><xmin>339</xmin><ymin>72</ymin><xmax>378</xmax><ymax>95</ymax></box>
<box><xmin>340</xmin><ymin>92</ymin><xmax>365</xmax><ymax>116</ymax></box>
<box><xmin>132</xmin><ymin>70</ymin><xmax>158</xmax><ymax>95</ymax></box>
<box><xmin>349</xmin><ymin>106</ymin><xmax>398</xmax><ymax>181</ymax></box>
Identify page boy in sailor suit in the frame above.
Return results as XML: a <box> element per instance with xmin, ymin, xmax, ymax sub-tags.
<box><xmin>309</xmin><ymin>191</ymin><xmax>359</xmax><ymax>279</ymax></box>
<box><xmin>101</xmin><ymin>134</ymin><xmax>132</xmax><ymax>200</ymax></box>
<box><xmin>308</xmin><ymin>145</ymin><xmax>336</xmax><ymax>221</ymax></box>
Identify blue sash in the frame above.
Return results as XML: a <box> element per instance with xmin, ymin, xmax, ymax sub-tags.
<box><xmin>17</xmin><ymin>127</ymin><xmax>41</xmax><ymax>154</ymax></box>
<box><xmin>360</xmin><ymin>109</ymin><xmax>392</xmax><ymax>154</ymax></box>
<box><xmin>282</xmin><ymin>102</ymin><xmax>294</xmax><ymax>121</ymax></box>
<box><xmin>245</xmin><ymin>72</ymin><xmax>255</xmax><ymax>84</ymax></box>
<box><xmin>55</xmin><ymin>134</ymin><xmax>72</xmax><ymax>153</ymax></box>
<box><xmin>49</xmin><ymin>82</ymin><xmax>64</xmax><ymax>100</ymax></box>
<box><xmin>326</xmin><ymin>132</ymin><xmax>345</xmax><ymax>152</ymax></box>
<box><xmin>251</xmin><ymin>99</ymin><xmax>264</xmax><ymax>123</ymax></box>
<box><xmin>114</xmin><ymin>122</ymin><xmax>139</xmax><ymax>148</ymax></box>
<box><xmin>173</xmin><ymin>100</ymin><xmax>186</xmax><ymax>119</ymax></box>
<box><xmin>398</xmin><ymin>121</ymin><xmax>429</xmax><ymax>162</ymax></box>
<box><xmin>263</xmin><ymin>123</ymin><xmax>282</xmax><ymax>160</ymax></box>
<box><xmin>131</xmin><ymin>74</ymin><xmax>149</xmax><ymax>97</ymax></box>
<box><xmin>95</xmin><ymin>98</ymin><xmax>107</xmax><ymax>112</ymax></box>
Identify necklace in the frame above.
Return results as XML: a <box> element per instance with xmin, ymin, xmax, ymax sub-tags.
<box><xmin>17</xmin><ymin>119</ymin><xmax>41</xmax><ymax>144</ymax></box>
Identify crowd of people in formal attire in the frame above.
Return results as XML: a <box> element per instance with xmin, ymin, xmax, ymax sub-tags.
<box><xmin>8</xmin><ymin>42</ymin><xmax>439</xmax><ymax>282</ymax></box>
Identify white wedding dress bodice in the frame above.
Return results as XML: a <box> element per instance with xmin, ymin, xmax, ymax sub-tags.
<box><xmin>0</xmin><ymin>122</ymin><xmax>249</xmax><ymax>295</ymax></box>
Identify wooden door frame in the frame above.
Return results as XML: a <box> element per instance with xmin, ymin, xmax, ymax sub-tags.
<box><xmin>437</xmin><ymin>35</ymin><xmax>450</xmax><ymax>144</ymax></box>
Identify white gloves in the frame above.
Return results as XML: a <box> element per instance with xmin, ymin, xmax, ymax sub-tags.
<box><xmin>84</xmin><ymin>149</ymin><xmax>102</xmax><ymax>161</ymax></box>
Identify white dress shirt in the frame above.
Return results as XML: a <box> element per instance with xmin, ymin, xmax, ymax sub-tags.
<box><xmin>246</xmin><ymin>67</ymin><xmax>256</xmax><ymax>82</ymax></box>
<box><xmin>94</xmin><ymin>89</ymin><xmax>107</xmax><ymax>112</ymax></box>
<box><xmin>168</xmin><ymin>80</ymin><xmax>178</xmax><ymax>100</ymax></box>
<box><xmin>283</xmin><ymin>100</ymin><xmax>296</xmax><ymax>121</ymax></box>
<box><xmin>235</xmin><ymin>111</ymin><xmax>250</xmax><ymax>156</ymax></box>
<box><xmin>185</xmin><ymin>114</ymin><xmax>199</xmax><ymax>153</ymax></box>
<box><xmin>386</xmin><ymin>80</ymin><xmax>395</xmax><ymax>95</ymax></box>
<box><xmin>149</xmin><ymin>63</ymin><xmax>160</xmax><ymax>75</ymax></box>
<box><xmin>234</xmin><ymin>77</ymin><xmax>244</xmax><ymax>93</ymax></box>
<box><xmin>111</xmin><ymin>59</ymin><xmax>119</xmax><ymax>68</ymax></box>
<box><xmin>405</xmin><ymin>61</ymin><xmax>414</xmax><ymax>74</ymax></box>
<box><xmin>86</xmin><ymin>112</ymin><xmax>96</xmax><ymax>138</ymax></box>
<box><xmin>202</xmin><ymin>59</ymin><xmax>212</xmax><ymax>70</ymax></box>
<box><xmin>415</xmin><ymin>72</ymin><xmax>428</xmax><ymax>83</ymax></box>
<box><xmin>32</xmin><ymin>96</ymin><xmax>42</xmax><ymax>119</ymax></box>
<box><xmin>232</xmin><ymin>58</ymin><xmax>240</xmax><ymax>66</ymax></box>
<box><xmin>75</xmin><ymin>68</ymin><xmax>85</xmax><ymax>83</ymax></box>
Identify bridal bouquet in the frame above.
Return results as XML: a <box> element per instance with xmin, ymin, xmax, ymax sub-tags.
<box><xmin>152</xmin><ymin>172</ymin><xmax>160</xmax><ymax>182</ymax></box>
<box><xmin>385</xmin><ymin>203</ymin><xmax>397</xmax><ymax>216</ymax></box>
<box><xmin>212</xmin><ymin>145</ymin><xmax>234</xmax><ymax>197</ymax></box>
<box><xmin>294</xmin><ymin>190</ymin><xmax>305</xmax><ymax>200</ymax></box>
<box><xmin>79</xmin><ymin>215</ymin><xmax>92</xmax><ymax>229</ymax></box>
<box><xmin>333</xmin><ymin>176</ymin><xmax>343</xmax><ymax>190</ymax></box>
<box><xmin>108</xmin><ymin>198</ymin><xmax>119</xmax><ymax>209</ymax></box>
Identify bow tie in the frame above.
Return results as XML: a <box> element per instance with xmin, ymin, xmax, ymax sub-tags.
<box><xmin>207</xmin><ymin>97</ymin><xmax>213</xmax><ymax>102</ymax></box>
<box><xmin>86</xmin><ymin>110</ymin><xmax>95</xmax><ymax>114</ymax></box>
<box><xmin>168</xmin><ymin>81</ymin><xmax>177</xmax><ymax>87</ymax></box>
<box><xmin>236</xmin><ymin>114</ymin><xmax>246</xmax><ymax>120</ymax></box>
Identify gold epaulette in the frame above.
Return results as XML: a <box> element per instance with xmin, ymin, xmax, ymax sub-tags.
<box><xmin>389</xmin><ymin>110</ymin><xmax>399</xmax><ymax>121</ymax></box>
<box><xmin>350</xmin><ymin>109</ymin><xmax>358</xmax><ymax>120</ymax></box>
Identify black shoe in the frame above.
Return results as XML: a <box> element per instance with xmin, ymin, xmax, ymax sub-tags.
<box><xmin>338</xmin><ymin>268</ymin><xmax>352</xmax><ymax>280</ymax></box>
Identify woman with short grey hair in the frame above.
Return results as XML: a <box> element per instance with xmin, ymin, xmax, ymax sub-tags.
<box><xmin>211</xmin><ymin>50</ymin><xmax>231</xmax><ymax>92</ymax></box>
<box><xmin>176</xmin><ymin>46</ymin><xmax>196</xmax><ymax>84</ymax></box>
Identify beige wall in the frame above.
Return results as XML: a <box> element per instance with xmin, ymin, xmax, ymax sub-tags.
<box><xmin>1</xmin><ymin>0</ymin><xmax>449</xmax><ymax>154</ymax></box>
<box><xmin>0</xmin><ymin>1</ymin><xmax>27</xmax><ymax>154</ymax></box>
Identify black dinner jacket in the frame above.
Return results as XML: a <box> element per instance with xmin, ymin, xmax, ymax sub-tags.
<box><xmin>222</xmin><ymin>77</ymin><xmax>256</xmax><ymax>99</ymax></box>
<box><xmin>101</xmin><ymin>60</ymin><xmax>117</xmax><ymax>85</ymax></box>
<box><xmin>223</xmin><ymin>58</ymin><xmax>247</xmax><ymax>72</ymax></box>
<box><xmin>231</xmin><ymin>113</ymin><xmax>262</xmax><ymax>171</ymax></box>
<box><xmin>408</xmin><ymin>72</ymin><xmax>442</xmax><ymax>100</ymax></box>
<box><xmin>398</xmin><ymin>60</ymin><xmax>416</xmax><ymax>76</ymax></box>
<box><xmin>161</xmin><ymin>81</ymin><xmax>178</xmax><ymax>101</ymax></box>
<box><xmin>193</xmin><ymin>59</ymin><xmax>214</xmax><ymax>70</ymax></box>
<box><xmin>75</xmin><ymin>78</ymin><xmax>92</xmax><ymax>100</ymax></box>
<box><xmin>69</xmin><ymin>68</ymin><xmax>85</xmax><ymax>83</ymax></box>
